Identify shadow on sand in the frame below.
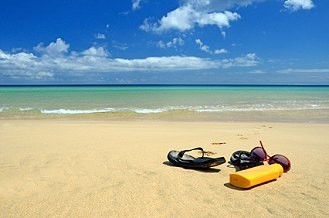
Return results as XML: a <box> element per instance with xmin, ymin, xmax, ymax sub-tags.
<box><xmin>162</xmin><ymin>161</ymin><xmax>221</xmax><ymax>173</ymax></box>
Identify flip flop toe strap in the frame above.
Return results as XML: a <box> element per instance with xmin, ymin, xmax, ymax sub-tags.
<box><xmin>178</xmin><ymin>147</ymin><xmax>204</xmax><ymax>158</ymax></box>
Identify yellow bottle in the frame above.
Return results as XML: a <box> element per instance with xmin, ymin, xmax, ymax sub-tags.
<box><xmin>229</xmin><ymin>164</ymin><xmax>283</xmax><ymax>189</ymax></box>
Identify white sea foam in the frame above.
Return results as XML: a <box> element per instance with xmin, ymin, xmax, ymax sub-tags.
<box><xmin>133</xmin><ymin>108</ymin><xmax>168</xmax><ymax>114</ymax></box>
<box><xmin>19</xmin><ymin>108</ymin><xmax>34</xmax><ymax>111</ymax></box>
<box><xmin>0</xmin><ymin>107</ymin><xmax>9</xmax><ymax>112</ymax></box>
<box><xmin>41</xmin><ymin>108</ymin><xmax>116</xmax><ymax>114</ymax></box>
<box><xmin>194</xmin><ymin>103</ymin><xmax>326</xmax><ymax>113</ymax></box>
<box><xmin>33</xmin><ymin>103</ymin><xmax>329</xmax><ymax>115</ymax></box>
<box><xmin>41</xmin><ymin>108</ymin><xmax>169</xmax><ymax>114</ymax></box>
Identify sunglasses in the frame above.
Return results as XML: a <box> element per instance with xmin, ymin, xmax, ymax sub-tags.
<box><xmin>250</xmin><ymin>140</ymin><xmax>291</xmax><ymax>172</ymax></box>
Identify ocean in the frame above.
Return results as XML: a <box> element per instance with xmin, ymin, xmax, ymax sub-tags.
<box><xmin>1</xmin><ymin>85</ymin><xmax>328</xmax><ymax>122</ymax></box>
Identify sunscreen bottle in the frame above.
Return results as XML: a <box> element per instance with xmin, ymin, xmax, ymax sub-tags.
<box><xmin>229</xmin><ymin>163</ymin><xmax>283</xmax><ymax>189</ymax></box>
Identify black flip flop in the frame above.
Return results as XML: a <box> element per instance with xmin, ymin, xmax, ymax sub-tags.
<box><xmin>229</xmin><ymin>150</ymin><xmax>264</xmax><ymax>170</ymax></box>
<box><xmin>167</xmin><ymin>147</ymin><xmax>226</xmax><ymax>169</ymax></box>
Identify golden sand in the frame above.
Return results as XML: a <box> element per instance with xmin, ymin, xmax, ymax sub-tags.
<box><xmin>0</xmin><ymin>120</ymin><xmax>328</xmax><ymax>217</ymax></box>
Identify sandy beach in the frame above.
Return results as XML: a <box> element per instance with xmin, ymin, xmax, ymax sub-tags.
<box><xmin>0</xmin><ymin>120</ymin><xmax>328</xmax><ymax>217</ymax></box>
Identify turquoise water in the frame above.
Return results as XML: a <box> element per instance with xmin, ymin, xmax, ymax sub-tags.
<box><xmin>1</xmin><ymin>85</ymin><xmax>328</xmax><ymax>122</ymax></box>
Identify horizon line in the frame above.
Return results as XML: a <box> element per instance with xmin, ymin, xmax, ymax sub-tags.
<box><xmin>1</xmin><ymin>84</ymin><xmax>329</xmax><ymax>87</ymax></box>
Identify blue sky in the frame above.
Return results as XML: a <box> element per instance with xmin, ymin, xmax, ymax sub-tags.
<box><xmin>0</xmin><ymin>0</ymin><xmax>328</xmax><ymax>84</ymax></box>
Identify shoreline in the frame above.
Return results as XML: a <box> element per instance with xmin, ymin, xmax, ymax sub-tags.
<box><xmin>1</xmin><ymin>119</ymin><xmax>328</xmax><ymax>217</ymax></box>
<box><xmin>1</xmin><ymin>108</ymin><xmax>329</xmax><ymax>124</ymax></box>
<box><xmin>1</xmin><ymin>116</ymin><xmax>329</xmax><ymax>123</ymax></box>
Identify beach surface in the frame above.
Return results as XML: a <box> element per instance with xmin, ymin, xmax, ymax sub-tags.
<box><xmin>0</xmin><ymin>120</ymin><xmax>328</xmax><ymax>217</ymax></box>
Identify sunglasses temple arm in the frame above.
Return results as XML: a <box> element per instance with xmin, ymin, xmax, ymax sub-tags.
<box><xmin>259</xmin><ymin>140</ymin><xmax>270</xmax><ymax>159</ymax></box>
<box><xmin>259</xmin><ymin>140</ymin><xmax>265</xmax><ymax>150</ymax></box>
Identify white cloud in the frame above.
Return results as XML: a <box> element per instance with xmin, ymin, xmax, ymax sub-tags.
<box><xmin>157</xmin><ymin>37</ymin><xmax>185</xmax><ymax>49</ymax></box>
<box><xmin>195</xmin><ymin>39</ymin><xmax>211</xmax><ymax>53</ymax></box>
<box><xmin>132</xmin><ymin>0</ymin><xmax>142</xmax><ymax>10</ymax></box>
<box><xmin>182</xmin><ymin>0</ymin><xmax>314</xmax><ymax>12</ymax></box>
<box><xmin>82</xmin><ymin>47</ymin><xmax>109</xmax><ymax>57</ymax></box>
<box><xmin>278</xmin><ymin>68</ymin><xmax>329</xmax><ymax>74</ymax></box>
<box><xmin>221</xmin><ymin>31</ymin><xmax>227</xmax><ymax>38</ymax></box>
<box><xmin>283</xmin><ymin>0</ymin><xmax>314</xmax><ymax>11</ymax></box>
<box><xmin>140</xmin><ymin>5</ymin><xmax>196</xmax><ymax>32</ymax></box>
<box><xmin>247</xmin><ymin>69</ymin><xmax>266</xmax><ymax>74</ymax></box>
<box><xmin>195</xmin><ymin>39</ymin><xmax>228</xmax><ymax>54</ymax></box>
<box><xmin>95</xmin><ymin>33</ymin><xmax>106</xmax><ymax>39</ymax></box>
<box><xmin>0</xmin><ymin>49</ymin><xmax>54</xmax><ymax>80</ymax></box>
<box><xmin>140</xmin><ymin>4</ymin><xmax>240</xmax><ymax>33</ymax></box>
<box><xmin>140</xmin><ymin>0</ymin><xmax>315</xmax><ymax>33</ymax></box>
<box><xmin>221</xmin><ymin>53</ymin><xmax>259</xmax><ymax>68</ymax></box>
<box><xmin>180</xmin><ymin>0</ymin><xmax>263</xmax><ymax>11</ymax></box>
<box><xmin>0</xmin><ymin>39</ymin><xmax>259</xmax><ymax>80</ymax></box>
<box><xmin>33</xmin><ymin>38</ymin><xmax>69</xmax><ymax>56</ymax></box>
<box><xmin>109</xmin><ymin>53</ymin><xmax>258</xmax><ymax>70</ymax></box>
<box><xmin>113</xmin><ymin>45</ymin><xmax>129</xmax><ymax>50</ymax></box>
<box><xmin>214</xmin><ymin>49</ymin><xmax>228</xmax><ymax>54</ymax></box>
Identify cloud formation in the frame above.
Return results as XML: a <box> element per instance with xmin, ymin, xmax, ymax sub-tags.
<box><xmin>180</xmin><ymin>0</ymin><xmax>262</xmax><ymax>11</ymax></box>
<box><xmin>140</xmin><ymin>4</ymin><xmax>240</xmax><ymax>33</ymax></box>
<box><xmin>132</xmin><ymin>0</ymin><xmax>142</xmax><ymax>10</ymax></box>
<box><xmin>33</xmin><ymin>38</ymin><xmax>69</xmax><ymax>56</ymax></box>
<box><xmin>95</xmin><ymin>33</ymin><xmax>106</xmax><ymax>39</ymax></box>
<box><xmin>140</xmin><ymin>0</ymin><xmax>315</xmax><ymax>33</ymax></box>
<box><xmin>0</xmin><ymin>38</ymin><xmax>259</xmax><ymax>81</ymax></box>
<box><xmin>140</xmin><ymin>0</ymin><xmax>263</xmax><ymax>33</ymax></box>
<box><xmin>195</xmin><ymin>39</ymin><xmax>228</xmax><ymax>54</ymax></box>
<box><xmin>283</xmin><ymin>0</ymin><xmax>314</xmax><ymax>11</ymax></box>
<box><xmin>157</xmin><ymin>37</ymin><xmax>185</xmax><ymax>49</ymax></box>
<box><xmin>278</xmin><ymin>68</ymin><xmax>329</xmax><ymax>74</ymax></box>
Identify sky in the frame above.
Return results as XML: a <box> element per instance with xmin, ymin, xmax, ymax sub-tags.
<box><xmin>0</xmin><ymin>0</ymin><xmax>328</xmax><ymax>85</ymax></box>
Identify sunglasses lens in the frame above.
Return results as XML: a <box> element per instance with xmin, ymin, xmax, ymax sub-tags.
<box><xmin>250</xmin><ymin>147</ymin><xmax>266</xmax><ymax>161</ymax></box>
<box><xmin>269</xmin><ymin>155</ymin><xmax>291</xmax><ymax>172</ymax></box>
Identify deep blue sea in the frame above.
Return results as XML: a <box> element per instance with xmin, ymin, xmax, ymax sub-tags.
<box><xmin>1</xmin><ymin>85</ymin><xmax>328</xmax><ymax>122</ymax></box>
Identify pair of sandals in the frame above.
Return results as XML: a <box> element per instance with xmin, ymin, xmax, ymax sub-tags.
<box><xmin>167</xmin><ymin>147</ymin><xmax>226</xmax><ymax>169</ymax></box>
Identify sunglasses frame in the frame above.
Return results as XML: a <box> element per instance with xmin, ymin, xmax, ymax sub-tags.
<box><xmin>250</xmin><ymin>140</ymin><xmax>291</xmax><ymax>172</ymax></box>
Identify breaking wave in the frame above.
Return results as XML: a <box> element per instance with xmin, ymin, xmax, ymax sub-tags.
<box><xmin>0</xmin><ymin>103</ymin><xmax>327</xmax><ymax>115</ymax></box>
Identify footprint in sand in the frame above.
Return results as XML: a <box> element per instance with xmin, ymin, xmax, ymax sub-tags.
<box><xmin>237</xmin><ymin>134</ymin><xmax>248</xmax><ymax>140</ymax></box>
<box><xmin>211</xmin><ymin>142</ymin><xmax>226</xmax><ymax>145</ymax></box>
